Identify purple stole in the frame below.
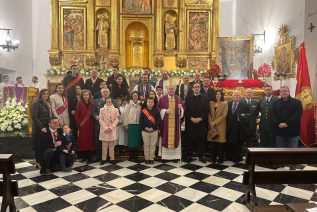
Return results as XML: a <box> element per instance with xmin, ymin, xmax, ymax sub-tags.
<box><xmin>158</xmin><ymin>79</ymin><xmax>164</xmax><ymax>88</ymax></box>
<box><xmin>157</xmin><ymin>95</ymin><xmax>182</xmax><ymax>148</ymax></box>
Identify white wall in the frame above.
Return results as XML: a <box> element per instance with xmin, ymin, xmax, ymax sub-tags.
<box><xmin>235</xmin><ymin>0</ymin><xmax>305</xmax><ymax>96</ymax></box>
<box><xmin>32</xmin><ymin>0</ymin><xmax>51</xmax><ymax>87</ymax></box>
<box><xmin>220</xmin><ymin>0</ymin><xmax>236</xmax><ymax>36</ymax></box>
<box><xmin>0</xmin><ymin>0</ymin><xmax>33</xmax><ymax>84</ymax></box>
<box><xmin>304</xmin><ymin>0</ymin><xmax>317</xmax><ymax>100</ymax></box>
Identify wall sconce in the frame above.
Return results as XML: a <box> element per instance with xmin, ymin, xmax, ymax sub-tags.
<box><xmin>252</xmin><ymin>30</ymin><xmax>265</xmax><ymax>54</ymax></box>
<box><xmin>0</xmin><ymin>28</ymin><xmax>19</xmax><ymax>52</ymax></box>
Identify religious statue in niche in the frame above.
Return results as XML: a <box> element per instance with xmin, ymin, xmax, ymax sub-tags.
<box><xmin>123</xmin><ymin>0</ymin><xmax>151</xmax><ymax>14</ymax></box>
<box><xmin>188</xmin><ymin>12</ymin><xmax>209</xmax><ymax>52</ymax></box>
<box><xmin>63</xmin><ymin>9</ymin><xmax>84</xmax><ymax>50</ymax></box>
<box><xmin>96</xmin><ymin>13</ymin><xmax>110</xmax><ymax>49</ymax></box>
<box><xmin>164</xmin><ymin>14</ymin><xmax>177</xmax><ymax>51</ymax></box>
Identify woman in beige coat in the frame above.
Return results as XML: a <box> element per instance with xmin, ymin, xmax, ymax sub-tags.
<box><xmin>99</xmin><ymin>98</ymin><xmax>120</xmax><ymax>165</ymax></box>
<box><xmin>208</xmin><ymin>90</ymin><xmax>228</xmax><ymax>163</ymax></box>
<box><xmin>50</xmin><ymin>83</ymin><xmax>69</xmax><ymax>126</ymax></box>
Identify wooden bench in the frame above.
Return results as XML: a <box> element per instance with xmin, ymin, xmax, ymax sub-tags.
<box><xmin>242</xmin><ymin>148</ymin><xmax>317</xmax><ymax>211</ymax></box>
<box><xmin>0</xmin><ymin>154</ymin><xmax>18</xmax><ymax>212</ymax></box>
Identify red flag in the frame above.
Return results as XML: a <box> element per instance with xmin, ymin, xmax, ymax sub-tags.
<box><xmin>295</xmin><ymin>42</ymin><xmax>316</xmax><ymax>146</ymax></box>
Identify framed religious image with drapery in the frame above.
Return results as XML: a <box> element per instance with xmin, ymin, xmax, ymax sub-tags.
<box><xmin>217</xmin><ymin>36</ymin><xmax>254</xmax><ymax>79</ymax></box>
<box><xmin>60</xmin><ymin>7</ymin><xmax>86</xmax><ymax>51</ymax></box>
<box><xmin>273</xmin><ymin>25</ymin><xmax>296</xmax><ymax>80</ymax></box>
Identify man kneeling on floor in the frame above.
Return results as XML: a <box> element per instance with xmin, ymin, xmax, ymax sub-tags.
<box><xmin>38</xmin><ymin>117</ymin><xmax>73</xmax><ymax>175</ymax></box>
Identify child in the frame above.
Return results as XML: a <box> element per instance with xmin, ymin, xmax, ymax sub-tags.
<box><xmin>124</xmin><ymin>91</ymin><xmax>142</xmax><ymax>160</ymax></box>
<box><xmin>156</xmin><ymin>86</ymin><xmax>163</xmax><ymax>100</ymax></box>
<box><xmin>139</xmin><ymin>97</ymin><xmax>161</xmax><ymax>164</ymax></box>
<box><xmin>60</xmin><ymin>125</ymin><xmax>76</xmax><ymax>172</ymax></box>
<box><xmin>99</xmin><ymin>98</ymin><xmax>120</xmax><ymax>165</ymax></box>
<box><xmin>118</xmin><ymin>98</ymin><xmax>128</xmax><ymax>146</ymax></box>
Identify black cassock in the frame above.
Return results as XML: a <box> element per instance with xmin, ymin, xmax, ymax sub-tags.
<box><xmin>185</xmin><ymin>94</ymin><xmax>210</xmax><ymax>157</ymax></box>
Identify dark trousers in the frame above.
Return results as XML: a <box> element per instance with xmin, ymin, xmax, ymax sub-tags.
<box><xmin>189</xmin><ymin>138</ymin><xmax>205</xmax><ymax>158</ymax></box>
<box><xmin>59</xmin><ymin>153</ymin><xmax>75</xmax><ymax>169</ymax></box>
<box><xmin>32</xmin><ymin>130</ymin><xmax>40</xmax><ymax>163</ymax></box>
<box><xmin>95</xmin><ymin>123</ymin><xmax>102</xmax><ymax>160</ymax></box>
<box><xmin>209</xmin><ymin>142</ymin><xmax>224</xmax><ymax>162</ymax></box>
<box><xmin>40</xmin><ymin>149</ymin><xmax>57</xmax><ymax>172</ymax></box>
<box><xmin>225</xmin><ymin>140</ymin><xmax>242</xmax><ymax>162</ymax></box>
<box><xmin>260</xmin><ymin>127</ymin><xmax>276</xmax><ymax>147</ymax></box>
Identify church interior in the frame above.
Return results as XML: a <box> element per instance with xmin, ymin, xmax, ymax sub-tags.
<box><xmin>1</xmin><ymin>0</ymin><xmax>317</xmax><ymax>211</ymax></box>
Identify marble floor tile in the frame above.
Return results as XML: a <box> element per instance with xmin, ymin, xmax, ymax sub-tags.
<box><xmin>138</xmin><ymin>188</ymin><xmax>171</xmax><ymax>203</ymax></box>
<box><xmin>100</xmin><ymin>189</ymin><xmax>134</xmax><ymax>204</ymax></box>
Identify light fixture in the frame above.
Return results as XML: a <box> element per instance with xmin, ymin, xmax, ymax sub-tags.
<box><xmin>0</xmin><ymin>28</ymin><xmax>19</xmax><ymax>52</ymax></box>
<box><xmin>252</xmin><ymin>30</ymin><xmax>266</xmax><ymax>54</ymax></box>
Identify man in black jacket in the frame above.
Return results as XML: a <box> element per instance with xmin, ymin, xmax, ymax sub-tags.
<box><xmin>226</xmin><ymin>91</ymin><xmax>249</xmax><ymax>162</ymax></box>
<box><xmin>271</xmin><ymin>86</ymin><xmax>303</xmax><ymax>148</ymax></box>
<box><xmin>38</xmin><ymin>117</ymin><xmax>64</xmax><ymax>175</ymax></box>
<box><xmin>84</xmin><ymin>68</ymin><xmax>104</xmax><ymax>96</ymax></box>
<box><xmin>175</xmin><ymin>74</ymin><xmax>190</xmax><ymax>101</ymax></box>
<box><xmin>106</xmin><ymin>66</ymin><xmax>129</xmax><ymax>89</ymax></box>
<box><xmin>185</xmin><ymin>82</ymin><xmax>210</xmax><ymax>163</ymax></box>
<box><xmin>62</xmin><ymin>64</ymin><xmax>84</xmax><ymax>98</ymax></box>
<box><xmin>201</xmin><ymin>77</ymin><xmax>216</xmax><ymax>102</ymax></box>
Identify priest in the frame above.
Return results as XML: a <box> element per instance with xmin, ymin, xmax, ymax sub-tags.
<box><xmin>185</xmin><ymin>82</ymin><xmax>210</xmax><ymax>163</ymax></box>
<box><xmin>157</xmin><ymin>83</ymin><xmax>184</xmax><ymax>161</ymax></box>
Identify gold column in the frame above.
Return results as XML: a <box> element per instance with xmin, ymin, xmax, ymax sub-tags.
<box><xmin>212</xmin><ymin>0</ymin><xmax>220</xmax><ymax>60</ymax></box>
<box><xmin>50</xmin><ymin>0</ymin><xmax>59</xmax><ymax>50</ymax></box>
<box><xmin>110</xmin><ymin>0</ymin><xmax>118</xmax><ymax>51</ymax></box>
<box><xmin>178</xmin><ymin>0</ymin><xmax>186</xmax><ymax>52</ymax></box>
<box><xmin>155</xmin><ymin>1</ymin><xmax>163</xmax><ymax>52</ymax></box>
<box><xmin>87</xmin><ymin>0</ymin><xmax>95</xmax><ymax>50</ymax></box>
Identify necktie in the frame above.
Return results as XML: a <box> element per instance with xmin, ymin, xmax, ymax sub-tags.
<box><xmin>53</xmin><ymin>131</ymin><xmax>57</xmax><ymax>143</ymax></box>
<box><xmin>266</xmin><ymin>98</ymin><xmax>269</xmax><ymax>103</ymax></box>
<box><xmin>232</xmin><ymin>102</ymin><xmax>238</xmax><ymax>114</ymax></box>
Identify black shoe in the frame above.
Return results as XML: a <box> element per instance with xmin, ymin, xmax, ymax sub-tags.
<box><xmin>110</xmin><ymin>160</ymin><xmax>116</xmax><ymax>165</ymax></box>
<box><xmin>100</xmin><ymin>160</ymin><xmax>106</xmax><ymax>165</ymax></box>
<box><xmin>62</xmin><ymin>168</ymin><xmax>72</xmax><ymax>172</ymax></box>
<box><xmin>199</xmin><ymin>157</ymin><xmax>207</xmax><ymax>163</ymax></box>
<box><xmin>145</xmin><ymin>160</ymin><xmax>150</xmax><ymax>164</ymax></box>
<box><xmin>217</xmin><ymin>160</ymin><xmax>224</xmax><ymax>164</ymax></box>
<box><xmin>44</xmin><ymin>169</ymin><xmax>51</xmax><ymax>175</ymax></box>
<box><xmin>150</xmin><ymin>160</ymin><xmax>154</xmax><ymax>164</ymax></box>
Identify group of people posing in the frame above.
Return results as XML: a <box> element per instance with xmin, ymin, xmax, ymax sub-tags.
<box><xmin>31</xmin><ymin>64</ymin><xmax>303</xmax><ymax>175</ymax></box>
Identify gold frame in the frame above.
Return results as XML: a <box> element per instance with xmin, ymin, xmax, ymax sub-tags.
<box><xmin>186</xmin><ymin>10</ymin><xmax>211</xmax><ymax>53</ymax></box>
<box><xmin>217</xmin><ymin>36</ymin><xmax>254</xmax><ymax>79</ymax></box>
<box><xmin>273</xmin><ymin>25</ymin><xmax>296</xmax><ymax>80</ymax></box>
<box><xmin>60</xmin><ymin>6</ymin><xmax>87</xmax><ymax>51</ymax></box>
<box><xmin>120</xmin><ymin>0</ymin><xmax>154</xmax><ymax>14</ymax></box>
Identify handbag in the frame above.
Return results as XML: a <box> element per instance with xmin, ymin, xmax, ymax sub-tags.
<box><xmin>208</xmin><ymin>125</ymin><xmax>218</xmax><ymax>139</ymax></box>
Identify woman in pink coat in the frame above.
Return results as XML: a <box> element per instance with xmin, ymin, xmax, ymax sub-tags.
<box><xmin>99</xmin><ymin>97</ymin><xmax>120</xmax><ymax>165</ymax></box>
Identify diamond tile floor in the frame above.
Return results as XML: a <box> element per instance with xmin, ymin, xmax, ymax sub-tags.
<box><xmin>2</xmin><ymin>159</ymin><xmax>317</xmax><ymax>211</ymax></box>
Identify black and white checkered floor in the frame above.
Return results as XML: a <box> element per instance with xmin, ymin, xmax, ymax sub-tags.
<box><xmin>4</xmin><ymin>159</ymin><xmax>317</xmax><ymax>212</ymax></box>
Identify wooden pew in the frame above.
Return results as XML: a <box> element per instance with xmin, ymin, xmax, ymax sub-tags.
<box><xmin>243</xmin><ymin>148</ymin><xmax>317</xmax><ymax>212</ymax></box>
<box><xmin>0</xmin><ymin>154</ymin><xmax>18</xmax><ymax>212</ymax></box>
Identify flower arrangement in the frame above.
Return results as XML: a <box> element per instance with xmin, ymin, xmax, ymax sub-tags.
<box><xmin>207</xmin><ymin>63</ymin><xmax>221</xmax><ymax>78</ymax></box>
<box><xmin>0</xmin><ymin>97</ymin><xmax>29</xmax><ymax>137</ymax></box>
<box><xmin>257</xmin><ymin>63</ymin><xmax>272</xmax><ymax>77</ymax></box>
<box><xmin>46</xmin><ymin>68</ymin><xmax>207</xmax><ymax>78</ymax></box>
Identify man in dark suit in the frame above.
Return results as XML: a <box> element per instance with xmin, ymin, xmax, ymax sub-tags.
<box><xmin>106</xmin><ymin>66</ymin><xmax>129</xmax><ymax>89</ymax></box>
<box><xmin>240</xmin><ymin>88</ymin><xmax>259</xmax><ymax>147</ymax></box>
<box><xmin>85</xmin><ymin>68</ymin><xmax>104</xmax><ymax>96</ymax></box>
<box><xmin>226</xmin><ymin>91</ymin><xmax>249</xmax><ymax>162</ymax></box>
<box><xmin>201</xmin><ymin>77</ymin><xmax>216</xmax><ymax>102</ymax></box>
<box><xmin>258</xmin><ymin>85</ymin><xmax>278</xmax><ymax>147</ymax></box>
<box><xmin>175</xmin><ymin>74</ymin><xmax>190</xmax><ymax>101</ymax></box>
<box><xmin>188</xmin><ymin>71</ymin><xmax>204</xmax><ymax>95</ymax></box>
<box><xmin>93</xmin><ymin>81</ymin><xmax>107</xmax><ymax>100</ymax></box>
<box><xmin>38</xmin><ymin>117</ymin><xmax>63</xmax><ymax>175</ymax></box>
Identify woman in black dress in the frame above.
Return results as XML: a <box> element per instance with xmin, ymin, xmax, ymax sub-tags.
<box><xmin>68</xmin><ymin>85</ymin><xmax>82</xmax><ymax>139</ymax></box>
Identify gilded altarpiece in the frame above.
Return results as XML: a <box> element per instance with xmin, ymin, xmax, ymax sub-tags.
<box><xmin>49</xmin><ymin>0</ymin><xmax>219</xmax><ymax>71</ymax></box>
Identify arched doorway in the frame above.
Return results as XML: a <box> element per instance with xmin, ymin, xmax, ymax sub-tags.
<box><xmin>125</xmin><ymin>22</ymin><xmax>149</xmax><ymax>68</ymax></box>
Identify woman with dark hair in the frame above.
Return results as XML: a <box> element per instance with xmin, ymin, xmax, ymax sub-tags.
<box><xmin>124</xmin><ymin>91</ymin><xmax>142</xmax><ymax>160</ymax></box>
<box><xmin>75</xmin><ymin>89</ymin><xmax>95</xmax><ymax>163</ymax></box>
<box><xmin>207</xmin><ymin>90</ymin><xmax>228</xmax><ymax>163</ymax></box>
<box><xmin>68</xmin><ymin>85</ymin><xmax>82</xmax><ymax>139</ymax></box>
<box><xmin>142</xmin><ymin>90</ymin><xmax>158</xmax><ymax>109</ymax></box>
<box><xmin>50</xmin><ymin>83</ymin><xmax>69</xmax><ymax>126</ymax></box>
<box><xmin>110</xmin><ymin>74</ymin><xmax>130</xmax><ymax>100</ymax></box>
<box><xmin>31</xmin><ymin>89</ymin><xmax>52</xmax><ymax>167</ymax></box>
